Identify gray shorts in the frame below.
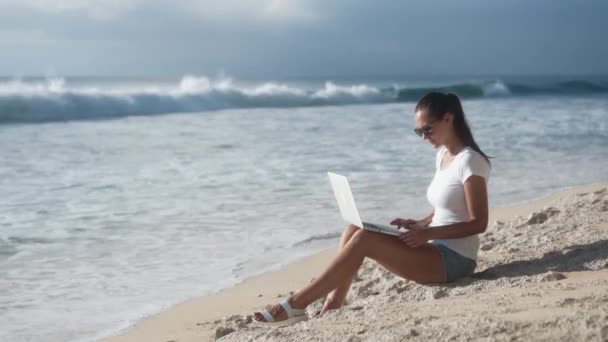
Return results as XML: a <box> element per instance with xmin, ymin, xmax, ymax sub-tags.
<box><xmin>431</xmin><ymin>242</ymin><xmax>477</xmax><ymax>282</ymax></box>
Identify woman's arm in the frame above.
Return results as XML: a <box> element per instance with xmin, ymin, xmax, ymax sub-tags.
<box><xmin>400</xmin><ymin>176</ymin><xmax>488</xmax><ymax>247</ymax></box>
<box><xmin>417</xmin><ymin>210</ymin><xmax>434</xmax><ymax>228</ymax></box>
<box><xmin>424</xmin><ymin>176</ymin><xmax>488</xmax><ymax>239</ymax></box>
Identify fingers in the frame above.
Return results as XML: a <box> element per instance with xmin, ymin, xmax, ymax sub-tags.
<box><xmin>399</xmin><ymin>232</ymin><xmax>422</xmax><ymax>248</ymax></box>
<box><xmin>392</xmin><ymin>218</ymin><xmax>420</xmax><ymax>230</ymax></box>
<box><xmin>403</xmin><ymin>223</ymin><xmax>417</xmax><ymax>231</ymax></box>
<box><xmin>399</xmin><ymin>232</ymin><xmax>412</xmax><ymax>244</ymax></box>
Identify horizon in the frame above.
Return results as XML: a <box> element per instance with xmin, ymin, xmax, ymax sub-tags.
<box><xmin>2</xmin><ymin>72</ymin><xmax>608</xmax><ymax>82</ymax></box>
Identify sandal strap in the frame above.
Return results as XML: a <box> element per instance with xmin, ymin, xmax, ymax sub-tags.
<box><xmin>259</xmin><ymin>308</ymin><xmax>275</xmax><ymax>322</ymax></box>
<box><xmin>280</xmin><ymin>300</ymin><xmax>306</xmax><ymax>318</ymax></box>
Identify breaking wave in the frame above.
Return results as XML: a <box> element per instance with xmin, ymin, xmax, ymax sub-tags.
<box><xmin>1</xmin><ymin>76</ymin><xmax>606</xmax><ymax>124</ymax></box>
<box><xmin>395</xmin><ymin>79</ymin><xmax>608</xmax><ymax>101</ymax></box>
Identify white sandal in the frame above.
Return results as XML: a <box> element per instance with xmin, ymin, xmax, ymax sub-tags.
<box><xmin>254</xmin><ymin>300</ymin><xmax>308</xmax><ymax>327</ymax></box>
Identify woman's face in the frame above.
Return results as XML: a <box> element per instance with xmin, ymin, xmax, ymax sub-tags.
<box><xmin>414</xmin><ymin>110</ymin><xmax>448</xmax><ymax>148</ymax></box>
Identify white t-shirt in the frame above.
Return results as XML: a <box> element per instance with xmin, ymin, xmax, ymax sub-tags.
<box><xmin>426</xmin><ymin>146</ymin><xmax>490</xmax><ymax>261</ymax></box>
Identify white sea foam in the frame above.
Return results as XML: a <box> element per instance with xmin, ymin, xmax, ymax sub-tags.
<box><xmin>2</xmin><ymin>75</ymin><xmax>606</xmax><ymax>123</ymax></box>
<box><xmin>0</xmin><ymin>75</ymin><xmax>390</xmax><ymax>123</ymax></box>
<box><xmin>482</xmin><ymin>80</ymin><xmax>512</xmax><ymax>96</ymax></box>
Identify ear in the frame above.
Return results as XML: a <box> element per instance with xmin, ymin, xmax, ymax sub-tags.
<box><xmin>444</xmin><ymin>112</ymin><xmax>454</xmax><ymax>125</ymax></box>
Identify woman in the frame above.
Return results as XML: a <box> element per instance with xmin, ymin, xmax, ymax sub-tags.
<box><xmin>253</xmin><ymin>92</ymin><xmax>492</xmax><ymax>326</ymax></box>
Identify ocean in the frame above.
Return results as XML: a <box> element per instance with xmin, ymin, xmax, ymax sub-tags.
<box><xmin>1</xmin><ymin>75</ymin><xmax>607</xmax><ymax>341</ymax></box>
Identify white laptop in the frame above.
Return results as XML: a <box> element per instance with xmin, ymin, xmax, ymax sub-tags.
<box><xmin>327</xmin><ymin>172</ymin><xmax>402</xmax><ymax>236</ymax></box>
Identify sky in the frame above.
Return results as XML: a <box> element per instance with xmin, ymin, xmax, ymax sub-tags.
<box><xmin>0</xmin><ymin>0</ymin><xmax>606</xmax><ymax>79</ymax></box>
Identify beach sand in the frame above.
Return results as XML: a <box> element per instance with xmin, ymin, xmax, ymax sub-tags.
<box><xmin>103</xmin><ymin>184</ymin><xmax>608</xmax><ymax>342</ymax></box>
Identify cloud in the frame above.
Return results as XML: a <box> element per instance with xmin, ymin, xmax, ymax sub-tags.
<box><xmin>263</xmin><ymin>0</ymin><xmax>319</xmax><ymax>21</ymax></box>
<box><xmin>177</xmin><ymin>0</ymin><xmax>320</xmax><ymax>24</ymax></box>
<box><xmin>0</xmin><ymin>0</ymin><xmax>606</xmax><ymax>77</ymax></box>
<box><xmin>0</xmin><ymin>0</ymin><xmax>320</xmax><ymax>23</ymax></box>
<box><xmin>0</xmin><ymin>28</ymin><xmax>55</xmax><ymax>44</ymax></box>
<box><xmin>0</xmin><ymin>0</ymin><xmax>140</xmax><ymax>20</ymax></box>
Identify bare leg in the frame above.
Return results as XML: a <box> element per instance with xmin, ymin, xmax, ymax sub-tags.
<box><xmin>320</xmin><ymin>224</ymin><xmax>359</xmax><ymax>315</ymax></box>
<box><xmin>253</xmin><ymin>229</ymin><xmax>444</xmax><ymax>322</ymax></box>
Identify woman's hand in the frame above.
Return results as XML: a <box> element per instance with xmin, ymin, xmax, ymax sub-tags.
<box><xmin>399</xmin><ymin>229</ymin><xmax>429</xmax><ymax>248</ymax></box>
<box><xmin>390</xmin><ymin>218</ymin><xmax>425</xmax><ymax>230</ymax></box>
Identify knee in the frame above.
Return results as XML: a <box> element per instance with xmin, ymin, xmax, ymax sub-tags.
<box><xmin>339</xmin><ymin>224</ymin><xmax>362</xmax><ymax>248</ymax></box>
<box><xmin>341</xmin><ymin>224</ymin><xmax>359</xmax><ymax>239</ymax></box>
<box><xmin>346</xmin><ymin>230</ymin><xmax>377</xmax><ymax>256</ymax></box>
<box><xmin>345</xmin><ymin>224</ymin><xmax>359</xmax><ymax>232</ymax></box>
<box><xmin>347</xmin><ymin>230</ymin><xmax>386</xmax><ymax>258</ymax></box>
<box><xmin>348</xmin><ymin>229</ymin><xmax>372</xmax><ymax>247</ymax></box>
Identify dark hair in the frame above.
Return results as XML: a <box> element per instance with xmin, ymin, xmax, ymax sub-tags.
<box><xmin>415</xmin><ymin>92</ymin><xmax>491</xmax><ymax>166</ymax></box>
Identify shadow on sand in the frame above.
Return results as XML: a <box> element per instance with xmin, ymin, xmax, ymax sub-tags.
<box><xmin>467</xmin><ymin>239</ymin><xmax>608</xmax><ymax>281</ymax></box>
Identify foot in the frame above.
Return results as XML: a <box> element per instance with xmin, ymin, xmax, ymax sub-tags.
<box><xmin>253</xmin><ymin>298</ymin><xmax>306</xmax><ymax>323</ymax></box>
<box><xmin>319</xmin><ymin>295</ymin><xmax>345</xmax><ymax>316</ymax></box>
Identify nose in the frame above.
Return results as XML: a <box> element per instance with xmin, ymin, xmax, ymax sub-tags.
<box><xmin>421</xmin><ymin>132</ymin><xmax>431</xmax><ymax>141</ymax></box>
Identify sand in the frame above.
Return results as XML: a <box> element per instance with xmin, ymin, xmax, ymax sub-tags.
<box><xmin>102</xmin><ymin>184</ymin><xmax>608</xmax><ymax>342</ymax></box>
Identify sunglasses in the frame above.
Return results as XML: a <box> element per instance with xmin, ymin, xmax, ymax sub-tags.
<box><xmin>413</xmin><ymin>119</ymin><xmax>440</xmax><ymax>137</ymax></box>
